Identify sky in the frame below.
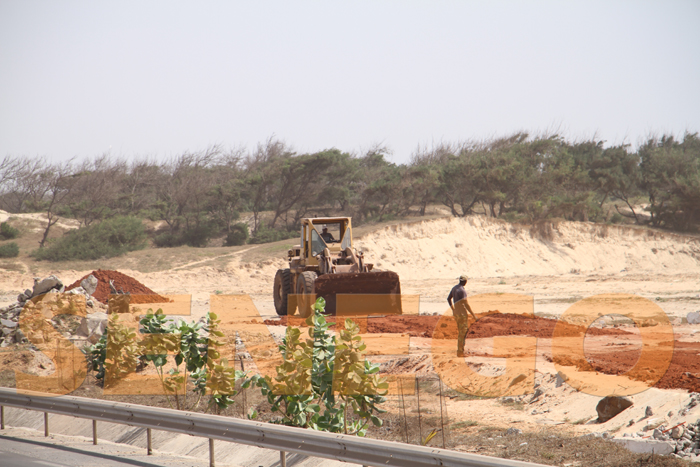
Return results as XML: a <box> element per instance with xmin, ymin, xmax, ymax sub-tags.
<box><xmin>1</xmin><ymin>1</ymin><xmax>699</xmax><ymax>164</ymax></box>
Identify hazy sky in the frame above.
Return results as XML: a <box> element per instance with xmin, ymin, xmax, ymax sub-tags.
<box><xmin>1</xmin><ymin>1</ymin><xmax>698</xmax><ymax>164</ymax></box>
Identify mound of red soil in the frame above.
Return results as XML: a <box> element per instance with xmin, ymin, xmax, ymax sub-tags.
<box><xmin>263</xmin><ymin>312</ymin><xmax>630</xmax><ymax>340</ymax></box>
<box><xmin>65</xmin><ymin>270</ymin><xmax>170</xmax><ymax>304</ymax></box>
<box><xmin>561</xmin><ymin>341</ymin><xmax>700</xmax><ymax>393</ymax></box>
<box><xmin>264</xmin><ymin>312</ymin><xmax>700</xmax><ymax>392</ymax></box>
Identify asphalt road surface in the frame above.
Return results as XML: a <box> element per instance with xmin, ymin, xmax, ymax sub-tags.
<box><xmin>0</xmin><ymin>429</ymin><xmax>213</xmax><ymax>467</ymax></box>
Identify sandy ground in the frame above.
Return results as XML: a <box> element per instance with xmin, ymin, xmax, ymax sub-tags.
<box><xmin>1</xmin><ymin>215</ymin><xmax>700</xmax><ymax>441</ymax></box>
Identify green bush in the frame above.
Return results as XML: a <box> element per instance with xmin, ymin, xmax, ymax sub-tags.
<box><xmin>0</xmin><ymin>242</ymin><xmax>19</xmax><ymax>258</ymax></box>
<box><xmin>248</xmin><ymin>225</ymin><xmax>297</xmax><ymax>244</ymax></box>
<box><xmin>0</xmin><ymin>222</ymin><xmax>19</xmax><ymax>240</ymax></box>
<box><xmin>153</xmin><ymin>223</ymin><xmax>216</xmax><ymax>248</ymax></box>
<box><xmin>31</xmin><ymin>216</ymin><xmax>146</xmax><ymax>261</ymax></box>
<box><xmin>225</xmin><ymin>223</ymin><xmax>249</xmax><ymax>246</ymax></box>
<box><xmin>249</xmin><ymin>298</ymin><xmax>387</xmax><ymax>435</ymax></box>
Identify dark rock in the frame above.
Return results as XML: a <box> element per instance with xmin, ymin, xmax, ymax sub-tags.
<box><xmin>596</xmin><ymin>396</ymin><xmax>633</xmax><ymax>422</ymax></box>
<box><xmin>32</xmin><ymin>275</ymin><xmax>63</xmax><ymax>297</ymax></box>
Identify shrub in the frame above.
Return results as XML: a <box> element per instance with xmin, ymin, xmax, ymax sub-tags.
<box><xmin>225</xmin><ymin>223</ymin><xmax>249</xmax><ymax>246</ymax></box>
<box><xmin>0</xmin><ymin>222</ymin><xmax>19</xmax><ymax>240</ymax></box>
<box><xmin>153</xmin><ymin>223</ymin><xmax>216</xmax><ymax>248</ymax></box>
<box><xmin>249</xmin><ymin>298</ymin><xmax>388</xmax><ymax>435</ymax></box>
<box><xmin>0</xmin><ymin>242</ymin><xmax>19</xmax><ymax>258</ymax></box>
<box><xmin>609</xmin><ymin>213</ymin><xmax>624</xmax><ymax>224</ymax></box>
<box><xmin>179</xmin><ymin>224</ymin><xmax>214</xmax><ymax>248</ymax></box>
<box><xmin>31</xmin><ymin>216</ymin><xmax>146</xmax><ymax>261</ymax></box>
<box><xmin>84</xmin><ymin>308</ymin><xmax>244</xmax><ymax>412</ymax></box>
<box><xmin>248</xmin><ymin>225</ymin><xmax>297</xmax><ymax>244</ymax></box>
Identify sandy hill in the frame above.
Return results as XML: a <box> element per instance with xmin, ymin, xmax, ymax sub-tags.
<box><xmin>355</xmin><ymin>216</ymin><xmax>700</xmax><ymax>280</ymax></box>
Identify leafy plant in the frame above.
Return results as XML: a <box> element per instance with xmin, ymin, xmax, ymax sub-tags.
<box><xmin>249</xmin><ymin>298</ymin><xmax>388</xmax><ymax>436</ymax></box>
<box><xmin>0</xmin><ymin>242</ymin><xmax>19</xmax><ymax>258</ymax></box>
<box><xmin>83</xmin><ymin>309</ymin><xmax>244</xmax><ymax>413</ymax></box>
<box><xmin>84</xmin><ymin>333</ymin><xmax>107</xmax><ymax>381</ymax></box>
<box><xmin>103</xmin><ymin>313</ymin><xmax>141</xmax><ymax>387</ymax></box>
<box><xmin>139</xmin><ymin>309</ymin><xmax>244</xmax><ymax>412</ymax></box>
<box><xmin>0</xmin><ymin>222</ymin><xmax>19</xmax><ymax>240</ymax></box>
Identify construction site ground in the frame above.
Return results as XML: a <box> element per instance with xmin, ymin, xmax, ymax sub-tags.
<box><xmin>1</xmin><ymin>213</ymin><xmax>699</xmax><ymax>466</ymax></box>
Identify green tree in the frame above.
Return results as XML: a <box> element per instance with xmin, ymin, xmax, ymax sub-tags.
<box><xmin>589</xmin><ymin>144</ymin><xmax>641</xmax><ymax>221</ymax></box>
<box><xmin>640</xmin><ymin>133</ymin><xmax>700</xmax><ymax>231</ymax></box>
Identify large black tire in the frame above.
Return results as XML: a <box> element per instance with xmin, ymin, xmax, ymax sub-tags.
<box><xmin>273</xmin><ymin>269</ymin><xmax>291</xmax><ymax>316</ymax></box>
<box><xmin>296</xmin><ymin>271</ymin><xmax>317</xmax><ymax>318</ymax></box>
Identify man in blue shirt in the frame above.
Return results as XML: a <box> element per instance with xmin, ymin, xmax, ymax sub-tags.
<box><xmin>447</xmin><ymin>275</ymin><xmax>476</xmax><ymax>357</ymax></box>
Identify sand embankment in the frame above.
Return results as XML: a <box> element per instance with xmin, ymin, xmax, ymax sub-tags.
<box><xmin>356</xmin><ymin>216</ymin><xmax>700</xmax><ymax>280</ymax></box>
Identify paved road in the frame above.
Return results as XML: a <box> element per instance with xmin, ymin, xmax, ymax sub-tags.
<box><xmin>0</xmin><ymin>428</ymin><xmax>214</xmax><ymax>467</ymax></box>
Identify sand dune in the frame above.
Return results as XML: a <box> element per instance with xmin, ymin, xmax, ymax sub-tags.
<box><xmin>355</xmin><ymin>216</ymin><xmax>700</xmax><ymax>280</ymax></box>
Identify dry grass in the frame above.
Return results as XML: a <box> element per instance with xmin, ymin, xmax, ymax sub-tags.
<box><xmin>452</xmin><ymin>427</ymin><xmax>689</xmax><ymax>467</ymax></box>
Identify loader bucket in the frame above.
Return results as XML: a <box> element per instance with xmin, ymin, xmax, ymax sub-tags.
<box><xmin>313</xmin><ymin>271</ymin><xmax>402</xmax><ymax>315</ymax></box>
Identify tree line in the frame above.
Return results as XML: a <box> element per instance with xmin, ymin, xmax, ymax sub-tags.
<box><xmin>0</xmin><ymin>132</ymin><xmax>698</xmax><ymax>251</ymax></box>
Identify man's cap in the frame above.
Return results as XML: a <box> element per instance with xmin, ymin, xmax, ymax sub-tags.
<box><xmin>459</xmin><ymin>275</ymin><xmax>468</xmax><ymax>282</ymax></box>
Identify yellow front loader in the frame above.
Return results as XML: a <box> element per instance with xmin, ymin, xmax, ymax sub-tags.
<box><xmin>273</xmin><ymin>217</ymin><xmax>401</xmax><ymax>317</ymax></box>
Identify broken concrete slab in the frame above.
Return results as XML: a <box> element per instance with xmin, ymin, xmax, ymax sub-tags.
<box><xmin>614</xmin><ymin>438</ymin><xmax>675</xmax><ymax>455</ymax></box>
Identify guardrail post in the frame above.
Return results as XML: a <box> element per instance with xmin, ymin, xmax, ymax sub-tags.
<box><xmin>209</xmin><ymin>438</ymin><xmax>215</xmax><ymax>467</ymax></box>
<box><xmin>44</xmin><ymin>412</ymin><xmax>49</xmax><ymax>437</ymax></box>
<box><xmin>147</xmin><ymin>428</ymin><xmax>152</xmax><ymax>455</ymax></box>
<box><xmin>1</xmin><ymin>405</ymin><xmax>4</xmax><ymax>429</ymax></box>
<box><xmin>280</xmin><ymin>451</ymin><xmax>286</xmax><ymax>467</ymax></box>
<box><xmin>92</xmin><ymin>419</ymin><xmax>97</xmax><ymax>445</ymax></box>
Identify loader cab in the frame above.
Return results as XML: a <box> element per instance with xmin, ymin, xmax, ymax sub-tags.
<box><xmin>301</xmin><ymin>217</ymin><xmax>352</xmax><ymax>265</ymax></box>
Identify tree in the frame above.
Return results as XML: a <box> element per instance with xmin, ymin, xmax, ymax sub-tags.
<box><xmin>68</xmin><ymin>155</ymin><xmax>126</xmax><ymax>227</ymax></box>
<box><xmin>437</xmin><ymin>152</ymin><xmax>481</xmax><ymax>217</ymax></box>
<box><xmin>37</xmin><ymin>162</ymin><xmax>77</xmax><ymax>248</ymax></box>
<box><xmin>120</xmin><ymin>159</ymin><xmax>162</xmax><ymax>214</ymax></box>
<box><xmin>242</xmin><ymin>138</ymin><xmax>293</xmax><ymax>233</ymax></box>
<box><xmin>589</xmin><ymin>144</ymin><xmax>641</xmax><ymax>221</ymax></box>
<box><xmin>208</xmin><ymin>150</ymin><xmax>245</xmax><ymax>232</ymax></box>
<box><xmin>354</xmin><ymin>147</ymin><xmax>402</xmax><ymax>221</ymax></box>
<box><xmin>267</xmin><ymin>151</ymin><xmax>336</xmax><ymax>229</ymax></box>
<box><xmin>0</xmin><ymin>156</ymin><xmax>48</xmax><ymax>213</ymax></box>
<box><xmin>151</xmin><ymin>146</ymin><xmax>220</xmax><ymax>239</ymax></box>
<box><xmin>640</xmin><ymin>133</ymin><xmax>700</xmax><ymax>231</ymax></box>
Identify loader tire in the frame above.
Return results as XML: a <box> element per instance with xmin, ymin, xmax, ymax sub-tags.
<box><xmin>273</xmin><ymin>269</ymin><xmax>292</xmax><ymax>316</ymax></box>
<box><xmin>296</xmin><ymin>271</ymin><xmax>317</xmax><ymax>318</ymax></box>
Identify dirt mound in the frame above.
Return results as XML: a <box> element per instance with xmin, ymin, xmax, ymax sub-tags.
<box><xmin>263</xmin><ymin>312</ymin><xmax>630</xmax><ymax>339</ymax></box>
<box><xmin>563</xmin><ymin>341</ymin><xmax>700</xmax><ymax>393</ymax></box>
<box><xmin>65</xmin><ymin>270</ymin><xmax>170</xmax><ymax>304</ymax></box>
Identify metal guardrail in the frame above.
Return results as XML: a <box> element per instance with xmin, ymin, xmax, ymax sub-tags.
<box><xmin>0</xmin><ymin>388</ymin><xmax>546</xmax><ymax>467</ymax></box>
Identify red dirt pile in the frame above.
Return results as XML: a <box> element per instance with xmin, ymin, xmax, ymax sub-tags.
<box><xmin>263</xmin><ymin>312</ymin><xmax>630</xmax><ymax>340</ymax></box>
<box><xmin>264</xmin><ymin>312</ymin><xmax>700</xmax><ymax>392</ymax></box>
<box><xmin>65</xmin><ymin>270</ymin><xmax>170</xmax><ymax>304</ymax></box>
<box><xmin>561</xmin><ymin>341</ymin><xmax>700</xmax><ymax>393</ymax></box>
